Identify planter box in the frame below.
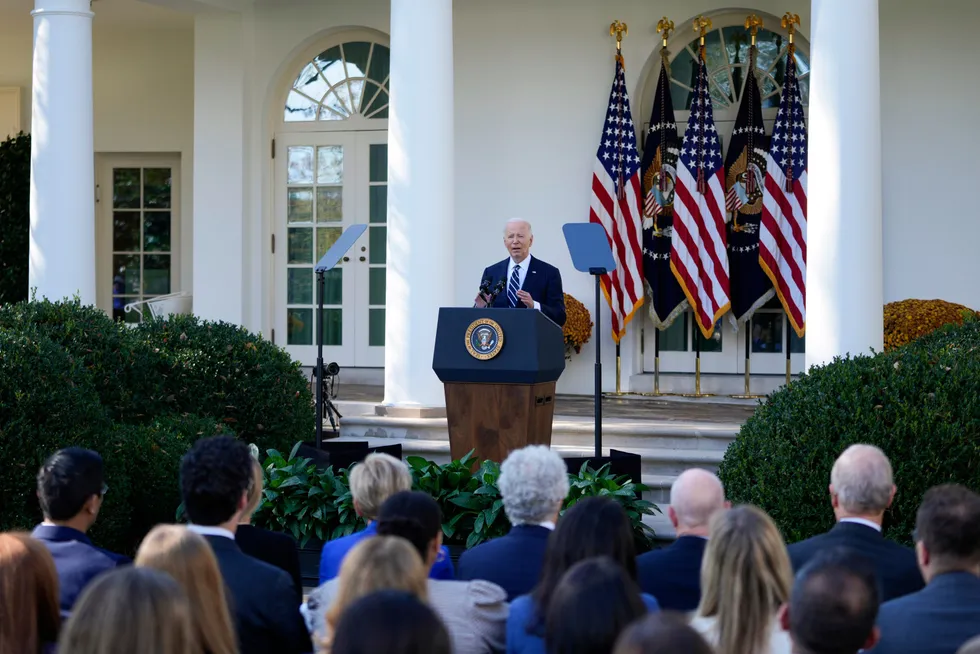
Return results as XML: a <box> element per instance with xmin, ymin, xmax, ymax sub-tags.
<box><xmin>296</xmin><ymin>536</ymin><xmax>325</xmax><ymax>588</ymax></box>
<box><xmin>297</xmin><ymin>441</ymin><xmax>403</xmax><ymax>472</ymax></box>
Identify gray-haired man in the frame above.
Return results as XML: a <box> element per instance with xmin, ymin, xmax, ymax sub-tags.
<box><xmin>456</xmin><ymin>445</ymin><xmax>569</xmax><ymax>599</ymax></box>
<box><xmin>787</xmin><ymin>444</ymin><xmax>924</xmax><ymax>601</ymax></box>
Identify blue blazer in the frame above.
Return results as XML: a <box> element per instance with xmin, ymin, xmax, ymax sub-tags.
<box><xmin>481</xmin><ymin>256</ymin><xmax>566</xmax><ymax>327</ymax></box>
<box><xmin>318</xmin><ymin>521</ymin><xmax>455</xmax><ymax>584</ymax></box>
<box><xmin>788</xmin><ymin>521</ymin><xmax>924</xmax><ymax>602</ymax></box>
<box><xmin>506</xmin><ymin>591</ymin><xmax>659</xmax><ymax>654</ymax></box>
<box><xmin>457</xmin><ymin>524</ymin><xmax>551</xmax><ymax>600</ymax></box>
<box><xmin>31</xmin><ymin>524</ymin><xmax>129</xmax><ymax>613</ymax></box>
<box><xmin>871</xmin><ymin>572</ymin><xmax>980</xmax><ymax>654</ymax></box>
<box><xmin>636</xmin><ymin>535</ymin><xmax>706</xmax><ymax>612</ymax></box>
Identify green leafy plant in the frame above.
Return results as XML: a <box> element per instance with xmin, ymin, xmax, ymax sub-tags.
<box><xmin>719</xmin><ymin>316</ymin><xmax>980</xmax><ymax>546</ymax></box>
<box><xmin>0</xmin><ymin>132</ymin><xmax>29</xmax><ymax>305</ymax></box>
<box><xmin>252</xmin><ymin>443</ymin><xmax>365</xmax><ymax>546</ymax></box>
<box><xmin>564</xmin><ymin>461</ymin><xmax>660</xmax><ymax>552</ymax></box>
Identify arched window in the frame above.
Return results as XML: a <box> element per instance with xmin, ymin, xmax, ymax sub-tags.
<box><xmin>667</xmin><ymin>23</ymin><xmax>810</xmax><ymax>112</ymax></box>
<box><xmin>284</xmin><ymin>41</ymin><xmax>390</xmax><ymax>122</ymax></box>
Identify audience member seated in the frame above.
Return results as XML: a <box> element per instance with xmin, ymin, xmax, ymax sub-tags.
<box><xmin>613</xmin><ymin>612</ymin><xmax>714</xmax><ymax>654</ymax></box>
<box><xmin>180</xmin><ymin>435</ymin><xmax>312</xmax><ymax>654</ymax></box>
<box><xmin>0</xmin><ymin>532</ymin><xmax>61</xmax><ymax>654</ymax></box>
<box><xmin>545</xmin><ymin>557</ymin><xmax>647</xmax><ymax>654</ymax></box>
<box><xmin>310</xmin><ymin>535</ymin><xmax>429</xmax><ymax>650</ymax></box>
<box><xmin>31</xmin><ymin>447</ymin><xmax>128</xmax><ymax>613</ymax></box>
<box><xmin>690</xmin><ymin>505</ymin><xmax>793</xmax><ymax>654</ymax></box>
<box><xmin>331</xmin><ymin>590</ymin><xmax>453</xmax><ymax>654</ymax></box>
<box><xmin>236</xmin><ymin>455</ymin><xmax>303</xmax><ymax>600</ymax></box>
<box><xmin>778</xmin><ymin>549</ymin><xmax>881</xmax><ymax>654</ymax></box>
<box><xmin>310</xmin><ymin>491</ymin><xmax>507</xmax><ymax>654</ymax></box>
<box><xmin>458</xmin><ymin>445</ymin><xmax>568</xmax><ymax>599</ymax></box>
<box><xmin>871</xmin><ymin>484</ymin><xmax>980</xmax><ymax>654</ymax></box>
<box><xmin>637</xmin><ymin>468</ymin><xmax>727</xmax><ymax>612</ymax></box>
<box><xmin>507</xmin><ymin>496</ymin><xmax>659</xmax><ymax>654</ymax></box>
<box><xmin>787</xmin><ymin>444</ymin><xmax>924</xmax><ymax>601</ymax></box>
<box><xmin>58</xmin><ymin>566</ymin><xmax>198</xmax><ymax>654</ymax></box>
<box><xmin>135</xmin><ymin>524</ymin><xmax>238</xmax><ymax>654</ymax></box>
<box><xmin>318</xmin><ymin>453</ymin><xmax>454</xmax><ymax>583</ymax></box>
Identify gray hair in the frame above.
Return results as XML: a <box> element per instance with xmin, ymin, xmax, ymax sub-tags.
<box><xmin>830</xmin><ymin>444</ymin><xmax>894</xmax><ymax>514</ymax></box>
<box><xmin>497</xmin><ymin>445</ymin><xmax>568</xmax><ymax>525</ymax></box>
<box><xmin>503</xmin><ymin>218</ymin><xmax>533</xmax><ymax>236</ymax></box>
<box><xmin>670</xmin><ymin>468</ymin><xmax>726</xmax><ymax>529</ymax></box>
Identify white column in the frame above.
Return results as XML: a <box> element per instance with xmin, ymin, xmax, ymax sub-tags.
<box><xmin>192</xmin><ymin>15</ymin><xmax>245</xmax><ymax>324</ymax></box>
<box><xmin>806</xmin><ymin>0</ymin><xmax>883</xmax><ymax>369</ymax></box>
<box><xmin>29</xmin><ymin>0</ymin><xmax>95</xmax><ymax>305</ymax></box>
<box><xmin>383</xmin><ymin>0</ymin><xmax>455</xmax><ymax>410</ymax></box>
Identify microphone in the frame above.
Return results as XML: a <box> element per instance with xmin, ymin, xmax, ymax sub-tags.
<box><xmin>475</xmin><ymin>278</ymin><xmax>492</xmax><ymax>308</ymax></box>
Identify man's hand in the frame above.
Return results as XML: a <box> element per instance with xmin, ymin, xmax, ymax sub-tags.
<box><xmin>474</xmin><ymin>293</ymin><xmax>490</xmax><ymax>308</ymax></box>
<box><xmin>516</xmin><ymin>290</ymin><xmax>534</xmax><ymax>309</ymax></box>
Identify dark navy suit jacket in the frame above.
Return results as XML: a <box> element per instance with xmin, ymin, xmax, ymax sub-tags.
<box><xmin>31</xmin><ymin>524</ymin><xmax>129</xmax><ymax>613</ymax></box>
<box><xmin>871</xmin><ymin>572</ymin><xmax>980</xmax><ymax>654</ymax></box>
<box><xmin>481</xmin><ymin>256</ymin><xmax>566</xmax><ymax>327</ymax></box>
<box><xmin>636</xmin><ymin>535</ymin><xmax>707</xmax><ymax>612</ymax></box>
<box><xmin>787</xmin><ymin>521</ymin><xmax>924</xmax><ymax>602</ymax></box>
<box><xmin>204</xmin><ymin>535</ymin><xmax>312</xmax><ymax>654</ymax></box>
<box><xmin>456</xmin><ymin>524</ymin><xmax>552</xmax><ymax>600</ymax></box>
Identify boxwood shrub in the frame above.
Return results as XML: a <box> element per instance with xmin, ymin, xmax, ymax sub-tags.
<box><xmin>718</xmin><ymin>318</ymin><xmax>980</xmax><ymax>546</ymax></box>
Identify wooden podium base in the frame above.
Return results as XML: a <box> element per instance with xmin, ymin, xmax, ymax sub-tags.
<box><xmin>444</xmin><ymin>381</ymin><xmax>557</xmax><ymax>463</ymax></box>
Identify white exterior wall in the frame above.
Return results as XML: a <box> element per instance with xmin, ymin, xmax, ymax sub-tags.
<box><xmin>0</xmin><ymin>13</ymin><xmax>195</xmax><ymax>296</ymax></box>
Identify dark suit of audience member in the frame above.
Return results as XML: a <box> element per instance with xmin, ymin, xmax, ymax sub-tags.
<box><xmin>789</xmin><ymin>521</ymin><xmax>924</xmax><ymax>602</ymax></box>
<box><xmin>181</xmin><ymin>435</ymin><xmax>312</xmax><ymax>654</ymax></box>
<box><xmin>236</xmin><ymin>524</ymin><xmax>303</xmax><ymax>601</ymax></box>
<box><xmin>636</xmin><ymin>535</ymin><xmax>707</xmax><ymax>612</ymax></box>
<box><xmin>32</xmin><ymin>524</ymin><xmax>129</xmax><ymax>613</ymax></box>
<box><xmin>457</xmin><ymin>524</ymin><xmax>551</xmax><ymax>600</ymax></box>
<box><xmin>870</xmin><ymin>484</ymin><xmax>980</xmax><ymax>654</ymax></box>
<box><xmin>31</xmin><ymin>447</ymin><xmax>128</xmax><ymax>613</ymax></box>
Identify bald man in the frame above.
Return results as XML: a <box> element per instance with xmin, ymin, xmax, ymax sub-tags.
<box><xmin>787</xmin><ymin>444</ymin><xmax>924</xmax><ymax>602</ymax></box>
<box><xmin>474</xmin><ymin>219</ymin><xmax>566</xmax><ymax>326</ymax></box>
<box><xmin>636</xmin><ymin>468</ymin><xmax>728</xmax><ymax>611</ymax></box>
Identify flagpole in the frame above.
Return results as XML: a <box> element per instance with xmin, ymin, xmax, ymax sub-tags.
<box><xmin>786</xmin><ymin>318</ymin><xmax>792</xmax><ymax>387</ymax></box>
<box><xmin>653</xmin><ymin>328</ymin><xmax>661</xmax><ymax>395</ymax></box>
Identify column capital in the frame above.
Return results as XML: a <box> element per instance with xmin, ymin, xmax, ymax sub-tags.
<box><xmin>31</xmin><ymin>0</ymin><xmax>93</xmax><ymax>19</ymax></box>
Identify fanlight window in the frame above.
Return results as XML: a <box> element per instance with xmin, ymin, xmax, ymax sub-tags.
<box><xmin>669</xmin><ymin>25</ymin><xmax>810</xmax><ymax>111</ymax></box>
<box><xmin>284</xmin><ymin>41</ymin><xmax>390</xmax><ymax>122</ymax></box>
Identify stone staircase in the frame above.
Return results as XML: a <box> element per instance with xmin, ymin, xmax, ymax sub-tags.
<box><xmin>331</xmin><ymin>397</ymin><xmax>750</xmax><ymax>540</ymax></box>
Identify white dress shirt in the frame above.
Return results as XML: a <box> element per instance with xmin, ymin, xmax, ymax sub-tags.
<box><xmin>187</xmin><ymin>524</ymin><xmax>236</xmax><ymax>540</ymax></box>
<box><xmin>507</xmin><ymin>255</ymin><xmax>541</xmax><ymax>311</ymax></box>
<box><xmin>839</xmin><ymin>517</ymin><xmax>882</xmax><ymax>532</ymax></box>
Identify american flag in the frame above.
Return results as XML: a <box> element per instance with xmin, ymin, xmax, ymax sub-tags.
<box><xmin>670</xmin><ymin>57</ymin><xmax>730</xmax><ymax>339</ymax></box>
<box><xmin>759</xmin><ymin>54</ymin><xmax>807</xmax><ymax>337</ymax></box>
<box><xmin>589</xmin><ymin>55</ymin><xmax>645</xmax><ymax>343</ymax></box>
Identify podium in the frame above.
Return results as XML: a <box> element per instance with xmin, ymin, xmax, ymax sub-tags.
<box><xmin>432</xmin><ymin>307</ymin><xmax>565</xmax><ymax>463</ymax></box>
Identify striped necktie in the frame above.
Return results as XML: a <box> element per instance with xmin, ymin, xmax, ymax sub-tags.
<box><xmin>507</xmin><ymin>264</ymin><xmax>521</xmax><ymax>307</ymax></box>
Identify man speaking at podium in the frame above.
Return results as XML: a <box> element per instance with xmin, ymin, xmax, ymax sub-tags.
<box><xmin>474</xmin><ymin>219</ymin><xmax>566</xmax><ymax>327</ymax></box>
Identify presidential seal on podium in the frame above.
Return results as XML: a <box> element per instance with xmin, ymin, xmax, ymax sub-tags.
<box><xmin>465</xmin><ymin>318</ymin><xmax>504</xmax><ymax>360</ymax></box>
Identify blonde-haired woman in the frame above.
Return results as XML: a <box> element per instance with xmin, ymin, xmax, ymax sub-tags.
<box><xmin>315</xmin><ymin>535</ymin><xmax>429</xmax><ymax>652</ymax></box>
<box><xmin>136</xmin><ymin>525</ymin><xmax>238</xmax><ymax>654</ymax></box>
<box><xmin>690</xmin><ymin>504</ymin><xmax>793</xmax><ymax>654</ymax></box>
<box><xmin>317</xmin><ymin>452</ymin><xmax>454</xmax><ymax>582</ymax></box>
<box><xmin>58</xmin><ymin>566</ymin><xmax>199</xmax><ymax>654</ymax></box>
<box><xmin>0</xmin><ymin>532</ymin><xmax>60</xmax><ymax>654</ymax></box>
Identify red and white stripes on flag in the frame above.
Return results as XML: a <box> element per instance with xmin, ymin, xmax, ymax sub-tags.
<box><xmin>759</xmin><ymin>54</ymin><xmax>807</xmax><ymax>337</ymax></box>
<box><xmin>589</xmin><ymin>55</ymin><xmax>645</xmax><ymax>344</ymax></box>
<box><xmin>670</xmin><ymin>58</ymin><xmax>730</xmax><ymax>339</ymax></box>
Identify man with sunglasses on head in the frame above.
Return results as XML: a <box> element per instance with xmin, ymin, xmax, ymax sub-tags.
<box><xmin>32</xmin><ymin>447</ymin><xmax>129</xmax><ymax>613</ymax></box>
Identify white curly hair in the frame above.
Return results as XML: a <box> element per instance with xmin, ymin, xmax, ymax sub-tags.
<box><xmin>497</xmin><ymin>445</ymin><xmax>569</xmax><ymax>525</ymax></box>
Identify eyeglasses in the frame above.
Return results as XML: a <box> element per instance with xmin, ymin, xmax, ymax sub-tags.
<box><xmin>911</xmin><ymin>528</ymin><xmax>920</xmax><ymax>543</ymax></box>
<box><xmin>100</xmin><ymin>483</ymin><xmax>109</xmax><ymax>497</ymax></box>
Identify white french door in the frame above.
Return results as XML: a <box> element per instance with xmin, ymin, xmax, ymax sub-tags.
<box><xmin>274</xmin><ymin>130</ymin><xmax>387</xmax><ymax>368</ymax></box>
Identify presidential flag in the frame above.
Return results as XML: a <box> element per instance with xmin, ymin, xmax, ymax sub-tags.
<box><xmin>725</xmin><ymin>63</ymin><xmax>774</xmax><ymax>326</ymax></box>
<box><xmin>759</xmin><ymin>52</ymin><xmax>807</xmax><ymax>337</ymax></box>
<box><xmin>670</xmin><ymin>55</ymin><xmax>730</xmax><ymax>339</ymax></box>
<box><xmin>589</xmin><ymin>55</ymin><xmax>645</xmax><ymax>343</ymax></box>
<box><xmin>640</xmin><ymin>53</ymin><xmax>688</xmax><ymax>329</ymax></box>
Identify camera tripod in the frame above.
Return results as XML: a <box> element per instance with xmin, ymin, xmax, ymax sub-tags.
<box><xmin>311</xmin><ymin>364</ymin><xmax>343</xmax><ymax>434</ymax></box>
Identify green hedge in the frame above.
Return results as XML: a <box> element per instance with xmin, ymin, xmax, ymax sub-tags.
<box><xmin>718</xmin><ymin>318</ymin><xmax>980</xmax><ymax>546</ymax></box>
<box><xmin>0</xmin><ymin>132</ymin><xmax>29</xmax><ymax>305</ymax></box>
<box><xmin>0</xmin><ymin>300</ymin><xmax>313</xmax><ymax>553</ymax></box>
